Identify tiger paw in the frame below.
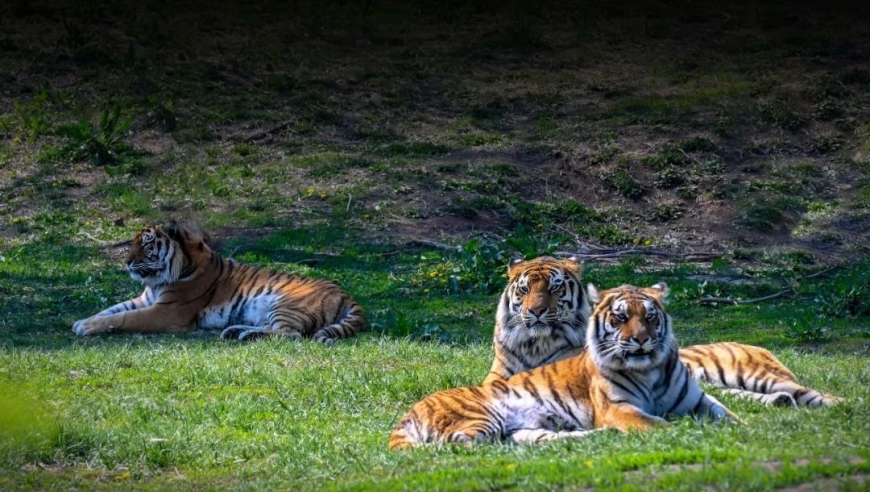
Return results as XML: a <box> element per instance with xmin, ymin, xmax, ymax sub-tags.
<box><xmin>238</xmin><ymin>329</ymin><xmax>270</xmax><ymax>341</ymax></box>
<box><xmin>72</xmin><ymin>318</ymin><xmax>113</xmax><ymax>336</ymax></box>
<box><xmin>767</xmin><ymin>392</ymin><xmax>797</xmax><ymax>407</ymax></box>
<box><xmin>219</xmin><ymin>326</ymin><xmax>248</xmax><ymax>340</ymax></box>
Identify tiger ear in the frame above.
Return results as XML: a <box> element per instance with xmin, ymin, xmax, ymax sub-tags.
<box><xmin>163</xmin><ymin>220</ymin><xmax>181</xmax><ymax>240</ymax></box>
<box><xmin>561</xmin><ymin>255</ymin><xmax>582</xmax><ymax>273</ymax></box>
<box><xmin>507</xmin><ymin>257</ymin><xmax>526</xmax><ymax>281</ymax></box>
<box><xmin>587</xmin><ymin>283</ymin><xmax>600</xmax><ymax>304</ymax></box>
<box><xmin>649</xmin><ymin>282</ymin><xmax>669</xmax><ymax>301</ymax></box>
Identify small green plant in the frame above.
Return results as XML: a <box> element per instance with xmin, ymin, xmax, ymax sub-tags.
<box><xmin>758</xmin><ymin>99</ymin><xmax>804</xmax><ymax>131</ymax></box>
<box><xmin>577</xmin><ymin>223</ymin><xmax>634</xmax><ymax>246</ymax></box>
<box><xmin>56</xmin><ymin>19</ymin><xmax>95</xmax><ymax>56</ymax></box>
<box><xmin>371</xmin><ymin>308</ymin><xmax>450</xmax><ymax>342</ymax></box>
<box><xmin>600</xmin><ymin>169</ymin><xmax>644</xmax><ymax>198</ymax></box>
<box><xmin>148</xmin><ymin>95</ymin><xmax>177</xmax><ymax>132</ymax></box>
<box><xmin>742</xmin><ymin>203</ymin><xmax>783</xmax><ymax>230</ymax></box>
<box><xmin>677</xmin><ymin>184</ymin><xmax>700</xmax><ymax>199</ymax></box>
<box><xmin>10</xmin><ymin>91</ymin><xmax>52</xmax><ymax>141</ymax></box>
<box><xmin>812</xmin><ymin>98</ymin><xmax>841</xmax><ymax>120</ymax></box>
<box><xmin>452</xmin><ymin>237</ymin><xmax>507</xmax><ymax>294</ymax></box>
<box><xmin>58</xmin><ymin>103</ymin><xmax>133</xmax><ymax>165</ymax></box>
<box><xmin>785</xmin><ymin>318</ymin><xmax>830</xmax><ymax>343</ymax></box>
<box><xmin>811</xmin><ymin>132</ymin><xmax>842</xmax><ymax>154</ymax></box>
<box><xmin>678</xmin><ymin>137</ymin><xmax>717</xmax><ymax>153</ymax></box>
<box><xmin>655</xmin><ymin>167</ymin><xmax>684</xmax><ymax>188</ymax></box>
<box><xmin>587</xmin><ymin>142</ymin><xmax>620</xmax><ymax>165</ymax></box>
<box><xmin>816</xmin><ymin>284</ymin><xmax>870</xmax><ymax>318</ymax></box>
<box><xmin>653</xmin><ymin>201</ymin><xmax>683</xmax><ymax>222</ymax></box>
<box><xmin>502</xmin><ymin>224</ymin><xmax>563</xmax><ymax>259</ymax></box>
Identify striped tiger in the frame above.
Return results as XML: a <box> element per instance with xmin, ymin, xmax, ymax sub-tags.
<box><xmin>484</xmin><ymin>256</ymin><xmax>589</xmax><ymax>385</ymax></box>
<box><xmin>390</xmin><ymin>283</ymin><xmax>740</xmax><ymax>449</ymax></box>
<box><xmin>484</xmin><ymin>256</ymin><xmax>840</xmax><ymax>407</ymax></box>
<box><xmin>72</xmin><ymin>221</ymin><xmax>365</xmax><ymax>343</ymax></box>
<box><xmin>679</xmin><ymin>342</ymin><xmax>841</xmax><ymax>407</ymax></box>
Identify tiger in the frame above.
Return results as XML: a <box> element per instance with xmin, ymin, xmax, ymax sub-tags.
<box><xmin>72</xmin><ymin>221</ymin><xmax>365</xmax><ymax>344</ymax></box>
<box><xmin>389</xmin><ymin>283</ymin><xmax>740</xmax><ymax>449</ymax></box>
<box><xmin>483</xmin><ymin>256</ymin><xmax>841</xmax><ymax>407</ymax></box>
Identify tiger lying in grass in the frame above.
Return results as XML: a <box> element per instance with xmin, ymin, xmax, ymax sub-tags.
<box><xmin>484</xmin><ymin>256</ymin><xmax>841</xmax><ymax>407</ymax></box>
<box><xmin>72</xmin><ymin>221</ymin><xmax>365</xmax><ymax>344</ymax></box>
<box><xmin>390</xmin><ymin>283</ymin><xmax>740</xmax><ymax>448</ymax></box>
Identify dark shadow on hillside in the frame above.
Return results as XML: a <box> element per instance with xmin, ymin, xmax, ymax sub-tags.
<box><xmin>1</xmin><ymin>0</ymin><xmax>869</xmax><ymax>259</ymax></box>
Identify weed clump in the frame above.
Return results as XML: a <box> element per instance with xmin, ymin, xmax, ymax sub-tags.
<box><xmin>600</xmin><ymin>169</ymin><xmax>644</xmax><ymax>198</ymax></box>
<box><xmin>742</xmin><ymin>204</ymin><xmax>783</xmax><ymax>230</ymax></box>
<box><xmin>816</xmin><ymin>285</ymin><xmax>870</xmax><ymax>318</ymax></box>
<box><xmin>653</xmin><ymin>201</ymin><xmax>683</xmax><ymax>222</ymax></box>
<box><xmin>811</xmin><ymin>132</ymin><xmax>842</xmax><ymax>154</ymax></box>
<box><xmin>58</xmin><ymin>103</ymin><xmax>132</xmax><ymax>165</ymax></box>
<box><xmin>758</xmin><ymin>99</ymin><xmax>804</xmax><ymax>131</ymax></box>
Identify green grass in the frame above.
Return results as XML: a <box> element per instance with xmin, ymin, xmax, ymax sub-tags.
<box><xmin>1</xmin><ymin>227</ymin><xmax>870</xmax><ymax>490</ymax></box>
<box><xmin>2</xmin><ymin>0</ymin><xmax>870</xmax><ymax>489</ymax></box>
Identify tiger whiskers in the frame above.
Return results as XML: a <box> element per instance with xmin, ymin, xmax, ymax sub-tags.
<box><xmin>504</xmin><ymin>315</ymin><xmax>526</xmax><ymax>330</ymax></box>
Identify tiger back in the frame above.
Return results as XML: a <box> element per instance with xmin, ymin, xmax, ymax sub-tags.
<box><xmin>390</xmin><ymin>283</ymin><xmax>738</xmax><ymax>449</ymax></box>
<box><xmin>484</xmin><ymin>256</ymin><xmax>589</xmax><ymax>385</ymax></box>
<box><xmin>72</xmin><ymin>221</ymin><xmax>365</xmax><ymax>343</ymax></box>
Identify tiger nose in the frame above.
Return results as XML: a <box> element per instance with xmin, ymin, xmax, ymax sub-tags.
<box><xmin>633</xmin><ymin>334</ymin><xmax>650</xmax><ymax>345</ymax></box>
<box><xmin>529</xmin><ymin>307</ymin><xmax>547</xmax><ymax>318</ymax></box>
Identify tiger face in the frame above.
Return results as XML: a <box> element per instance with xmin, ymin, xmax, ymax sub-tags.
<box><xmin>126</xmin><ymin>221</ymin><xmax>210</xmax><ymax>287</ymax></box>
<box><xmin>587</xmin><ymin>283</ymin><xmax>672</xmax><ymax>372</ymax></box>
<box><xmin>497</xmin><ymin>256</ymin><xmax>587</xmax><ymax>344</ymax></box>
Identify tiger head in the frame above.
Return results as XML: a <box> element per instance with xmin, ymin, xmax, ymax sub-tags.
<box><xmin>126</xmin><ymin>221</ymin><xmax>211</xmax><ymax>287</ymax></box>
<box><xmin>496</xmin><ymin>256</ymin><xmax>589</xmax><ymax>346</ymax></box>
<box><xmin>586</xmin><ymin>283</ymin><xmax>673</xmax><ymax>372</ymax></box>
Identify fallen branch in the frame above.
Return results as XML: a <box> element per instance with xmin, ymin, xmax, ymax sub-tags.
<box><xmin>77</xmin><ymin>232</ymin><xmax>108</xmax><ymax>247</ymax></box>
<box><xmin>804</xmin><ymin>265</ymin><xmax>840</xmax><ymax>279</ymax></box>
<box><xmin>697</xmin><ymin>290</ymin><xmax>790</xmax><ymax>306</ymax></box>
<box><xmin>407</xmin><ymin>239</ymin><xmax>462</xmax><ymax>252</ymax></box>
<box><xmin>79</xmin><ymin>232</ymin><xmax>132</xmax><ymax>249</ymax></box>
<box><xmin>696</xmin><ymin>265</ymin><xmax>842</xmax><ymax>306</ymax></box>
<box><xmin>554</xmin><ymin>249</ymin><xmax>723</xmax><ymax>261</ymax></box>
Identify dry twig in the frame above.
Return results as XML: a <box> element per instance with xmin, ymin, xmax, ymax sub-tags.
<box><xmin>696</xmin><ymin>265</ymin><xmax>842</xmax><ymax>306</ymax></box>
<box><xmin>554</xmin><ymin>249</ymin><xmax>722</xmax><ymax>261</ymax></box>
<box><xmin>407</xmin><ymin>239</ymin><xmax>462</xmax><ymax>252</ymax></box>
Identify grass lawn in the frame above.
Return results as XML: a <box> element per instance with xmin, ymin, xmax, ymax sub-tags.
<box><xmin>2</xmin><ymin>0</ymin><xmax>870</xmax><ymax>489</ymax></box>
<box><xmin>1</xmin><ymin>229</ymin><xmax>869</xmax><ymax>491</ymax></box>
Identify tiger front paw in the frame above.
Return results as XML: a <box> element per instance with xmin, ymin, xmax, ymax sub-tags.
<box><xmin>72</xmin><ymin>318</ymin><xmax>114</xmax><ymax>336</ymax></box>
<box><xmin>766</xmin><ymin>392</ymin><xmax>798</xmax><ymax>407</ymax></box>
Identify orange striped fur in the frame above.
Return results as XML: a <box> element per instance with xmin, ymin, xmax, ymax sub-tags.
<box><xmin>390</xmin><ymin>283</ymin><xmax>739</xmax><ymax>449</ymax></box>
<box><xmin>484</xmin><ymin>256</ymin><xmax>588</xmax><ymax>385</ymax></box>
<box><xmin>679</xmin><ymin>342</ymin><xmax>841</xmax><ymax>407</ymax></box>
<box><xmin>73</xmin><ymin>221</ymin><xmax>364</xmax><ymax>343</ymax></box>
<box><xmin>485</xmin><ymin>256</ymin><xmax>841</xmax><ymax>408</ymax></box>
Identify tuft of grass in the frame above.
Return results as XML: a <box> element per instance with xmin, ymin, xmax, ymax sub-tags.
<box><xmin>600</xmin><ymin>169</ymin><xmax>645</xmax><ymax>199</ymax></box>
<box><xmin>57</xmin><ymin>103</ymin><xmax>134</xmax><ymax>165</ymax></box>
<box><xmin>758</xmin><ymin>99</ymin><xmax>804</xmax><ymax>132</ymax></box>
<box><xmin>741</xmin><ymin>203</ymin><xmax>784</xmax><ymax>231</ymax></box>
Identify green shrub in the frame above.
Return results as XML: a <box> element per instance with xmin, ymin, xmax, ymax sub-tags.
<box><xmin>58</xmin><ymin>103</ymin><xmax>133</xmax><ymax>165</ymax></box>
<box><xmin>600</xmin><ymin>169</ymin><xmax>645</xmax><ymax>198</ymax></box>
